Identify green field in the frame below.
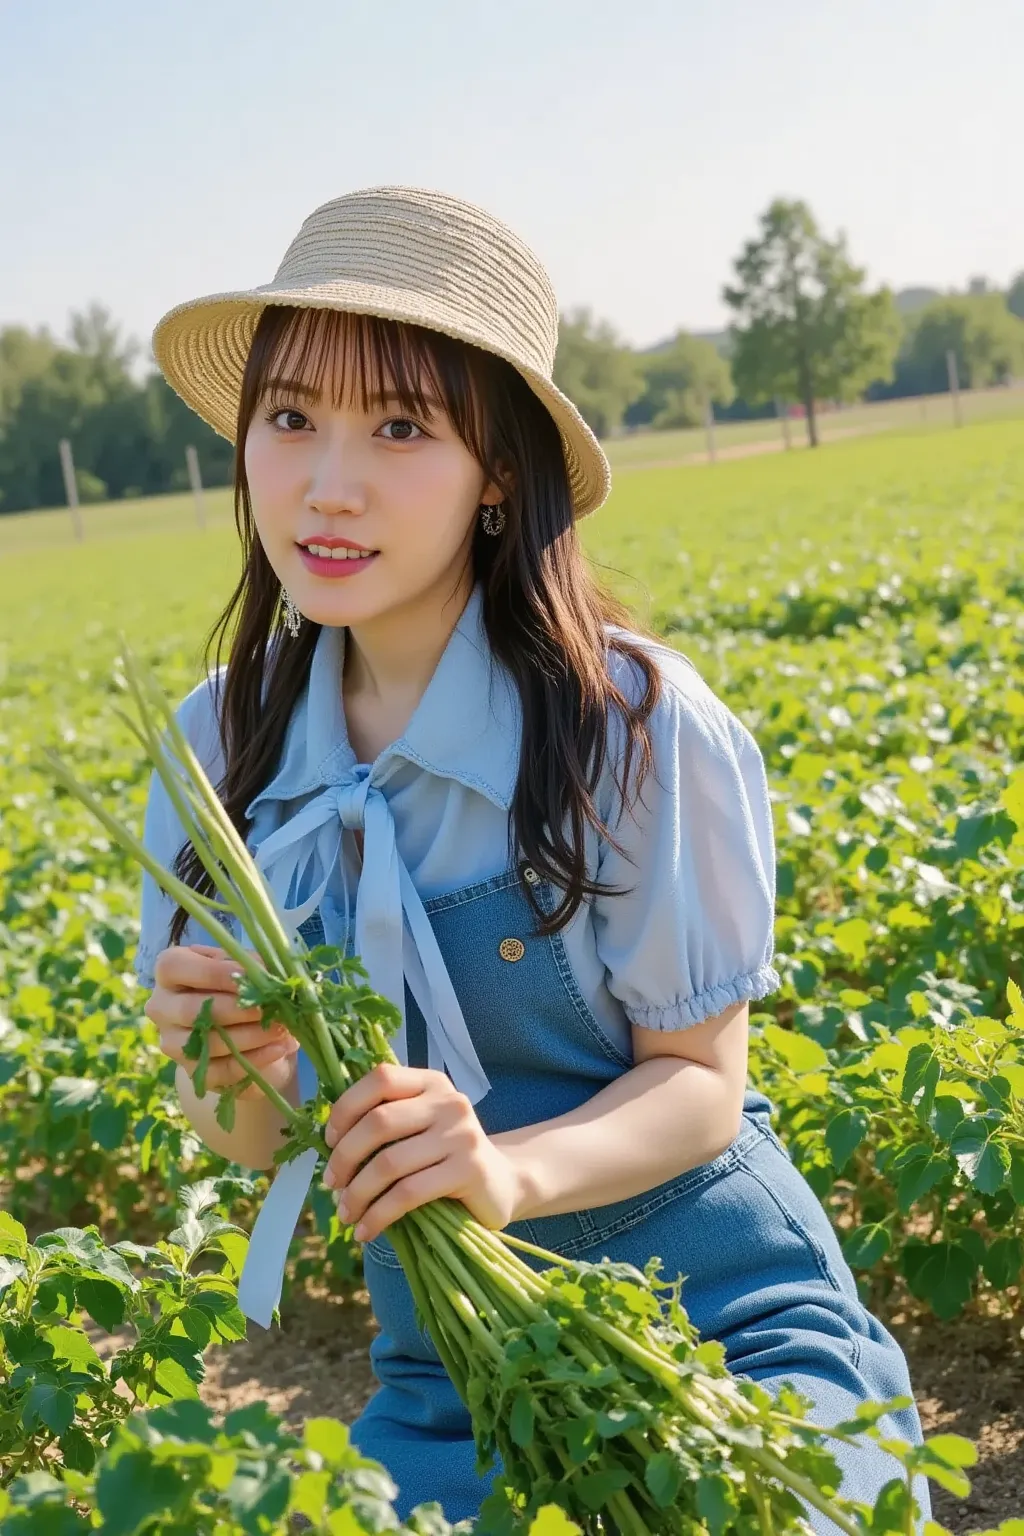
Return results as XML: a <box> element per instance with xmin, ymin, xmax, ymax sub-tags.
<box><xmin>2</xmin><ymin>417</ymin><xmax>1023</xmax><ymax>1527</ymax></box>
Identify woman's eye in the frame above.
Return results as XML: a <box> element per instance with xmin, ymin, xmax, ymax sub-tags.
<box><xmin>268</xmin><ymin>406</ymin><xmax>310</xmax><ymax>432</ymax></box>
<box><xmin>378</xmin><ymin>417</ymin><xmax>425</xmax><ymax>442</ymax></box>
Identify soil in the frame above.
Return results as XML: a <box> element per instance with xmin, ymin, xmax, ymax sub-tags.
<box><xmin>88</xmin><ymin>1278</ymin><xmax>1023</xmax><ymax>1533</ymax></box>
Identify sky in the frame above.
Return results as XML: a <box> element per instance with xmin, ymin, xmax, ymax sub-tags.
<box><xmin>2</xmin><ymin>0</ymin><xmax>1021</xmax><ymax>367</ymax></box>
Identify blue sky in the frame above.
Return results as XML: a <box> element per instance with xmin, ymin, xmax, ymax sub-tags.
<box><xmin>2</xmin><ymin>0</ymin><xmax>1020</xmax><ymax>363</ymax></box>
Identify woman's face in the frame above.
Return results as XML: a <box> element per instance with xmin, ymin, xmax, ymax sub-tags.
<box><xmin>244</xmin><ymin>325</ymin><xmax>502</xmax><ymax>631</ymax></box>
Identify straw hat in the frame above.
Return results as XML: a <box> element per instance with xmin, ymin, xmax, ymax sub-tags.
<box><xmin>152</xmin><ymin>185</ymin><xmax>610</xmax><ymax>519</ymax></box>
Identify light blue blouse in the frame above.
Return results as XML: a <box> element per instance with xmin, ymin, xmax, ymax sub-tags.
<box><xmin>136</xmin><ymin>583</ymin><xmax>780</xmax><ymax>1092</ymax></box>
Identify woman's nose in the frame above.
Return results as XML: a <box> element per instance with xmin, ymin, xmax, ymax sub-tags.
<box><xmin>304</xmin><ymin>428</ymin><xmax>369</xmax><ymax>515</ymax></box>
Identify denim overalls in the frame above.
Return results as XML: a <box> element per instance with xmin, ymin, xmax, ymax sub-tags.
<box><xmin>296</xmin><ymin>877</ymin><xmax>932</xmax><ymax>1534</ymax></box>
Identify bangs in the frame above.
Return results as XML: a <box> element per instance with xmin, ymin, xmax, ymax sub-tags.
<box><xmin>241</xmin><ymin>306</ymin><xmax>489</xmax><ymax>460</ymax></box>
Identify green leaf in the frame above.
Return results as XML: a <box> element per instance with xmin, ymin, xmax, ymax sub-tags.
<box><xmin>89</xmin><ymin>1100</ymin><xmax>129</xmax><ymax>1151</ymax></box>
<box><xmin>922</xmin><ymin>1433</ymin><xmax>977</xmax><ymax>1468</ymax></box>
<box><xmin>95</xmin><ymin>1452</ymin><xmax>183</xmax><ymax>1536</ymax></box>
<box><xmin>824</xmin><ymin>1107</ymin><xmax>869</xmax><ymax>1171</ymax></box>
<box><xmin>304</xmin><ymin>1417</ymin><xmax>352</xmax><ymax>1466</ymax></box>
<box><xmin>49</xmin><ymin>1077</ymin><xmax>102</xmax><ymax>1119</ymax></box>
<box><xmin>0</xmin><ymin>1255</ymin><xmax>27</xmax><ymax>1293</ymax></box>
<box><xmin>44</xmin><ymin>1325</ymin><xmax>103</xmax><ymax>1375</ymax></box>
<box><xmin>573</xmin><ymin>1468</ymin><xmax>633</xmax><ymax>1513</ymax></box>
<box><xmin>830</xmin><ymin>1396</ymin><xmax>911</xmax><ymax>1435</ymax></box>
<box><xmin>929</xmin><ymin>1094</ymin><xmax>965</xmax><ymax>1142</ymax></box>
<box><xmin>0</xmin><ymin>1210</ymin><xmax>29</xmax><ymax>1258</ymax></box>
<box><xmin>25</xmin><ymin>1381</ymin><xmax>76</xmax><ymax>1436</ymax></box>
<box><xmin>901</xmin><ymin>1042</ymin><xmax>941</xmax><ymax>1116</ymax></box>
<box><xmin>526</xmin><ymin>1509</ymin><xmax>580</xmax><ymax>1536</ymax></box>
<box><xmin>897</xmin><ymin>1153</ymin><xmax>950</xmax><ymax>1212</ymax></box>
<box><xmin>595</xmin><ymin>1407</ymin><xmax>642</xmax><ymax>1438</ymax></box>
<box><xmin>902</xmin><ymin>1241</ymin><xmax>977</xmax><ymax>1318</ymax></box>
<box><xmin>527</xmin><ymin>1319</ymin><xmax>561</xmax><ymax>1356</ymax></box>
<box><xmin>842</xmin><ymin>1223</ymin><xmax>891</xmax><ymax>1269</ymax></box>
<box><xmin>153</xmin><ymin>1354</ymin><xmax>200</xmax><ymax>1400</ymax></box>
<box><xmin>832</xmin><ymin>917</ymin><xmax>873</xmax><ymax>965</ymax></box>
<box><xmin>645</xmin><ymin>1450</ymin><xmax>684</xmax><ymax>1508</ymax></box>
<box><xmin>950</xmin><ymin>1115</ymin><xmax>1010</xmax><ymax>1193</ymax></box>
<box><xmin>215</xmin><ymin>1084</ymin><xmax>239</xmax><ymax>1133</ymax></box>
<box><xmin>175</xmin><ymin>1305</ymin><xmax>213</xmax><ymax>1350</ymax></box>
<box><xmin>510</xmin><ymin>1393</ymin><xmax>535</xmax><ymax>1449</ymax></box>
<box><xmin>696</xmin><ymin>1472</ymin><xmax>737</xmax><ymax>1535</ymax></box>
<box><xmin>34</xmin><ymin>1228</ymin><xmax>137</xmax><ymax>1289</ymax></box>
<box><xmin>953</xmin><ymin>808</ymin><xmax>1016</xmax><ymax>858</ymax></box>
<box><xmin>59</xmin><ymin>1423</ymin><xmax>96</xmax><ymax>1475</ymax></box>
<box><xmin>761</xmin><ymin>1023</ymin><xmax>829</xmax><ymax>1072</ymax></box>
<box><xmin>982</xmin><ymin>1236</ymin><xmax>1023</xmax><ymax>1290</ymax></box>
<box><xmin>75</xmin><ymin>1276</ymin><xmax>127</xmax><ymax>1332</ymax></box>
<box><xmin>1009</xmin><ymin>1155</ymin><xmax>1024</xmax><ymax>1204</ymax></box>
<box><xmin>292</xmin><ymin>1469</ymin><xmax>331</xmax><ymax>1525</ymax></box>
<box><xmin>564</xmin><ymin>1415</ymin><xmax>598</xmax><ymax>1465</ymax></box>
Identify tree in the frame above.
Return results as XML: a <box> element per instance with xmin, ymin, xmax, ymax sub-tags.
<box><xmin>0</xmin><ymin>306</ymin><xmax>235</xmax><ymax>514</ymax></box>
<box><xmin>553</xmin><ymin>307</ymin><xmax>643</xmax><ymax>438</ymax></box>
<box><xmin>625</xmin><ymin>332</ymin><xmax>735</xmax><ymax>430</ymax></box>
<box><xmin>0</xmin><ymin>325</ymin><xmax>58</xmax><ymax>427</ymax></box>
<box><xmin>1007</xmin><ymin>272</ymin><xmax>1024</xmax><ymax>322</ymax></box>
<box><xmin>722</xmin><ymin>199</ymin><xmax>900</xmax><ymax>446</ymax></box>
<box><xmin>897</xmin><ymin>295</ymin><xmax>1024</xmax><ymax>393</ymax></box>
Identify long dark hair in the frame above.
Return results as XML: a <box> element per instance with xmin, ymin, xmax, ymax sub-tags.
<box><xmin>168</xmin><ymin>306</ymin><xmax>660</xmax><ymax>945</ymax></box>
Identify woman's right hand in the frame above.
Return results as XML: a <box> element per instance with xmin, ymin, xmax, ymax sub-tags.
<box><xmin>144</xmin><ymin>943</ymin><xmax>300</xmax><ymax>1102</ymax></box>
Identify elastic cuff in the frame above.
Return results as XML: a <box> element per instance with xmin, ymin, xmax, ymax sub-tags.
<box><xmin>624</xmin><ymin>963</ymin><xmax>782</xmax><ymax>1032</ymax></box>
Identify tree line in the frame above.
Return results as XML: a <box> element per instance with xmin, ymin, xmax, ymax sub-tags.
<box><xmin>3</xmin><ymin>199</ymin><xmax>1024</xmax><ymax>514</ymax></box>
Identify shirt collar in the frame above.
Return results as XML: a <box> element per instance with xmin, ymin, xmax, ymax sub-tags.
<box><xmin>245</xmin><ymin>584</ymin><xmax>520</xmax><ymax>820</ymax></box>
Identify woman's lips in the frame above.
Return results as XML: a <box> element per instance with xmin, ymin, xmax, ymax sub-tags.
<box><xmin>297</xmin><ymin>546</ymin><xmax>379</xmax><ymax>578</ymax></box>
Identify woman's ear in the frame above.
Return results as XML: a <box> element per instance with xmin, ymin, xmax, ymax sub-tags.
<box><xmin>486</xmin><ymin>463</ymin><xmax>515</xmax><ymax>503</ymax></box>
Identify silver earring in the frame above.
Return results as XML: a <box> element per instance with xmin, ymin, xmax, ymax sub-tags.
<box><xmin>480</xmin><ymin>502</ymin><xmax>506</xmax><ymax>537</ymax></box>
<box><xmin>282</xmin><ymin>590</ymin><xmax>302</xmax><ymax>637</ymax></box>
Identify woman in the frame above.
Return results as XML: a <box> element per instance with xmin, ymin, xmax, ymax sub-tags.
<box><xmin>136</xmin><ymin>185</ymin><xmax>930</xmax><ymax>1529</ymax></box>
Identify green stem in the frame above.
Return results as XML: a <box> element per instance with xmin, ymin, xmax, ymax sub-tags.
<box><xmin>745</xmin><ymin>1446</ymin><xmax>863</xmax><ymax>1536</ymax></box>
<box><xmin>746</xmin><ymin>1466</ymin><xmax>776</xmax><ymax>1536</ymax></box>
<box><xmin>43</xmin><ymin>751</ymin><xmax>262</xmax><ymax>979</ymax></box>
<box><xmin>605</xmin><ymin>1489</ymin><xmax>652</xmax><ymax>1536</ymax></box>
<box><xmin>388</xmin><ymin>1220</ymin><xmax>471</xmax><ymax>1396</ymax></box>
<box><xmin>201</xmin><ymin>1015</ymin><xmax>315</xmax><ymax>1140</ymax></box>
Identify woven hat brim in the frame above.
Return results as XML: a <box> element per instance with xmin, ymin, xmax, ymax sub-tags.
<box><xmin>152</xmin><ymin>284</ymin><xmax>611</xmax><ymax>519</ymax></box>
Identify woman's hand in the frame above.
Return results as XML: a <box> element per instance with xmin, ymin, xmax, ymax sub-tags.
<box><xmin>145</xmin><ymin>943</ymin><xmax>300</xmax><ymax>1102</ymax></box>
<box><xmin>321</xmin><ymin>1063</ymin><xmax>523</xmax><ymax>1242</ymax></box>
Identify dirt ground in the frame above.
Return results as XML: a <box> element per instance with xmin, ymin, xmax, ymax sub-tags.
<box><xmin>181</xmin><ymin>1280</ymin><xmax>1022</xmax><ymax>1532</ymax></box>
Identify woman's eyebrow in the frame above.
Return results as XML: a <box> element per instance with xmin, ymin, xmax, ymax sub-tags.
<box><xmin>263</xmin><ymin>379</ymin><xmax>442</xmax><ymax>413</ymax></box>
<box><xmin>264</xmin><ymin>377</ymin><xmax>320</xmax><ymax>402</ymax></box>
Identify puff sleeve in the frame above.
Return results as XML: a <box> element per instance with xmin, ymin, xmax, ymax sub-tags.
<box><xmin>592</xmin><ymin>646</ymin><xmax>780</xmax><ymax>1032</ymax></box>
<box><xmin>133</xmin><ymin>673</ymin><xmax>228</xmax><ymax>991</ymax></box>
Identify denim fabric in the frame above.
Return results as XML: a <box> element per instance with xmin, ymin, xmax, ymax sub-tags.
<box><xmin>298</xmin><ymin>872</ymin><xmax>932</xmax><ymax>1534</ymax></box>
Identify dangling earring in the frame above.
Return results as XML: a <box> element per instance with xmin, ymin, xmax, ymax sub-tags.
<box><xmin>480</xmin><ymin>501</ymin><xmax>506</xmax><ymax>537</ymax></box>
<box><xmin>282</xmin><ymin>590</ymin><xmax>302</xmax><ymax>637</ymax></box>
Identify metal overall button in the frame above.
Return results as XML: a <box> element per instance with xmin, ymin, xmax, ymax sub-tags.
<box><xmin>499</xmin><ymin>937</ymin><xmax>526</xmax><ymax>962</ymax></box>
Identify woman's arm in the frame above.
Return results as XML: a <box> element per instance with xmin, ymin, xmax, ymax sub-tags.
<box><xmin>491</xmin><ymin>1000</ymin><xmax>749</xmax><ymax>1223</ymax></box>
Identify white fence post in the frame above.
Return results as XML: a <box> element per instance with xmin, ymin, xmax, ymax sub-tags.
<box><xmin>703</xmin><ymin>392</ymin><xmax>717</xmax><ymax>464</ymax></box>
<box><xmin>185</xmin><ymin>445</ymin><xmax>206</xmax><ymax>529</ymax></box>
<box><xmin>946</xmin><ymin>350</ymin><xmax>962</xmax><ymax>428</ymax></box>
<box><xmin>58</xmin><ymin>438</ymin><xmax>84</xmax><ymax>541</ymax></box>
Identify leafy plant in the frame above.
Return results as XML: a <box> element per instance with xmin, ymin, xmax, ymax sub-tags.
<box><xmin>0</xmin><ymin>1181</ymin><xmax>248</xmax><ymax>1484</ymax></box>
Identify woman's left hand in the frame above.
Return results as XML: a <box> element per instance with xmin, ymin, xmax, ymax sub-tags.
<box><xmin>321</xmin><ymin>1062</ymin><xmax>523</xmax><ymax>1242</ymax></box>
